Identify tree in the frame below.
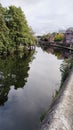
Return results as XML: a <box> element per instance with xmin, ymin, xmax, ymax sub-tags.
<box><xmin>6</xmin><ymin>6</ymin><xmax>36</xmax><ymax>48</ymax></box>
<box><xmin>0</xmin><ymin>4</ymin><xmax>11</xmax><ymax>53</ymax></box>
<box><xmin>54</xmin><ymin>33</ymin><xmax>64</xmax><ymax>42</ymax></box>
<box><xmin>0</xmin><ymin>4</ymin><xmax>36</xmax><ymax>54</ymax></box>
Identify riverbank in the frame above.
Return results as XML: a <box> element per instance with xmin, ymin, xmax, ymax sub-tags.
<box><xmin>39</xmin><ymin>40</ymin><xmax>73</xmax><ymax>51</ymax></box>
<box><xmin>50</xmin><ymin>43</ymin><xmax>73</xmax><ymax>51</ymax></box>
<box><xmin>38</xmin><ymin>67</ymin><xmax>73</xmax><ymax>130</ymax></box>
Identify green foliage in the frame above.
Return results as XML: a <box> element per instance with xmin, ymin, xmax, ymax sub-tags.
<box><xmin>40</xmin><ymin>111</ymin><xmax>47</xmax><ymax>122</ymax></box>
<box><xmin>54</xmin><ymin>33</ymin><xmax>64</xmax><ymax>42</ymax></box>
<box><xmin>60</xmin><ymin>58</ymin><xmax>73</xmax><ymax>87</ymax></box>
<box><xmin>41</xmin><ymin>33</ymin><xmax>50</xmax><ymax>41</ymax></box>
<box><xmin>0</xmin><ymin>4</ymin><xmax>36</xmax><ymax>55</ymax></box>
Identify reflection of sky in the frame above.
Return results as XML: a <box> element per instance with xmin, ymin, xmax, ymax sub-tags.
<box><xmin>0</xmin><ymin>47</ymin><xmax>63</xmax><ymax>130</ymax></box>
<box><xmin>1</xmin><ymin>0</ymin><xmax>73</xmax><ymax>35</ymax></box>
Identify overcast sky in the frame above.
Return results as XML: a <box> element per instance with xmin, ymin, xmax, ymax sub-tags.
<box><xmin>0</xmin><ymin>0</ymin><xmax>73</xmax><ymax>35</ymax></box>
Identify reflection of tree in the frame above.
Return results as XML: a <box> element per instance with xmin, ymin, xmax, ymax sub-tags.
<box><xmin>0</xmin><ymin>51</ymin><xmax>35</xmax><ymax>105</ymax></box>
<box><xmin>52</xmin><ymin>48</ymin><xmax>73</xmax><ymax>59</ymax></box>
<box><xmin>40</xmin><ymin>45</ymin><xmax>73</xmax><ymax>59</ymax></box>
<box><xmin>41</xmin><ymin>45</ymin><xmax>73</xmax><ymax>88</ymax></box>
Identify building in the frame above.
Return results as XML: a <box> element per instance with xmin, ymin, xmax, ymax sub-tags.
<box><xmin>65</xmin><ymin>27</ymin><xmax>73</xmax><ymax>45</ymax></box>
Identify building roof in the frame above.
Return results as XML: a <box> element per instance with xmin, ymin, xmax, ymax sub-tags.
<box><xmin>66</xmin><ymin>27</ymin><xmax>73</xmax><ymax>33</ymax></box>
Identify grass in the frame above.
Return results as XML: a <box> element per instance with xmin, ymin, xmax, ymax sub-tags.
<box><xmin>40</xmin><ymin>110</ymin><xmax>48</xmax><ymax>122</ymax></box>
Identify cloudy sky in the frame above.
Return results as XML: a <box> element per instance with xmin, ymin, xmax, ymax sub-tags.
<box><xmin>0</xmin><ymin>0</ymin><xmax>73</xmax><ymax>35</ymax></box>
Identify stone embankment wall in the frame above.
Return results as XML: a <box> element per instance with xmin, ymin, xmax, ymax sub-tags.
<box><xmin>39</xmin><ymin>68</ymin><xmax>73</xmax><ymax>130</ymax></box>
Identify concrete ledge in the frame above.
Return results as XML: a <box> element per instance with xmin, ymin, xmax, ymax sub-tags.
<box><xmin>38</xmin><ymin>68</ymin><xmax>73</xmax><ymax>130</ymax></box>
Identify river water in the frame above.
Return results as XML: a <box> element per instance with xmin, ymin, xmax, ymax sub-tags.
<box><xmin>0</xmin><ymin>47</ymin><xmax>71</xmax><ymax>130</ymax></box>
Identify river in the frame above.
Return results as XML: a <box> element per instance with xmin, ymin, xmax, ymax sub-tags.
<box><xmin>0</xmin><ymin>46</ymin><xmax>72</xmax><ymax>130</ymax></box>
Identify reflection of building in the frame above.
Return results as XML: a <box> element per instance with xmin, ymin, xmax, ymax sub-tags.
<box><xmin>44</xmin><ymin>46</ymin><xmax>73</xmax><ymax>59</ymax></box>
<box><xmin>46</xmin><ymin>48</ymin><xmax>54</xmax><ymax>54</ymax></box>
<box><xmin>49</xmin><ymin>35</ymin><xmax>54</xmax><ymax>43</ymax></box>
<box><xmin>65</xmin><ymin>28</ymin><xmax>73</xmax><ymax>45</ymax></box>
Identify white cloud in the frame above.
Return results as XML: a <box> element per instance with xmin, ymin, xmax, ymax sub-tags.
<box><xmin>1</xmin><ymin>0</ymin><xmax>73</xmax><ymax>35</ymax></box>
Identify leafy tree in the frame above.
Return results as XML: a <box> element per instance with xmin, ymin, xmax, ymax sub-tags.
<box><xmin>0</xmin><ymin>4</ymin><xmax>36</xmax><ymax>55</ymax></box>
<box><xmin>54</xmin><ymin>33</ymin><xmax>64</xmax><ymax>42</ymax></box>
<box><xmin>6</xmin><ymin>6</ymin><xmax>36</xmax><ymax>47</ymax></box>
<box><xmin>0</xmin><ymin>5</ymin><xmax>11</xmax><ymax>53</ymax></box>
<box><xmin>41</xmin><ymin>33</ymin><xmax>50</xmax><ymax>41</ymax></box>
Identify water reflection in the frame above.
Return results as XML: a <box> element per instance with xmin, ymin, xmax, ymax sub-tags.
<box><xmin>0</xmin><ymin>46</ymin><xmax>73</xmax><ymax>130</ymax></box>
<box><xmin>40</xmin><ymin>45</ymin><xmax>73</xmax><ymax>59</ymax></box>
<box><xmin>40</xmin><ymin>45</ymin><xmax>73</xmax><ymax>87</ymax></box>
<box><xmin>0</xmin><ymin>51</ymin><xmax>34</xmax><ymax>105</ymax></box>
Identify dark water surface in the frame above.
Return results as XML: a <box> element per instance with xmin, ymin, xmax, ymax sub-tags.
<box><xmin>0</xmin><ymin>47</ymin><xmax>67</xmax><ymax>130</ymax></box>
